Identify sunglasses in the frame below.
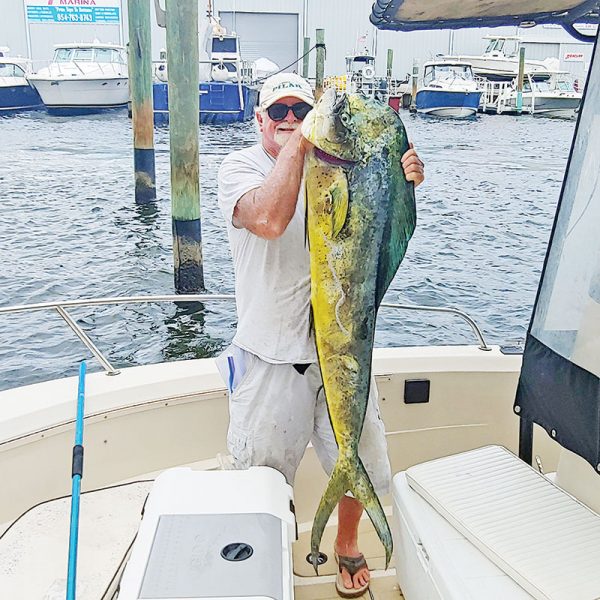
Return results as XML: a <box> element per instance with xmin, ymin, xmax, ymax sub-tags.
<box><xmin>266</xmin><ymin>102</ymin><xmax>312</xmax><ymax>121</ymax></box>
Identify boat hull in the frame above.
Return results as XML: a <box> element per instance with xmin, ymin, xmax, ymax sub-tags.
<box><xmin>0</xmin><ymin>83</ymin><xmax>43</xmax><ymax>112</ymax></box>
<box><xmin>28</xmin><ymin>77</ymin><xmax>129</xmax><ymax>114</ymax></box>
<box><xmin>502</xmin><ymin>95</ymin><xmax>581</xmax><ymax>119</ymax></box>
<box><xmin>153</xmin><ymin>81</ymin><xmax>258</xmax><ymax>125</ymax></box>
<box><xmin>416</xmin><ymin>89</ymin><xmax>482</xmax><ymax>117</ymax></box>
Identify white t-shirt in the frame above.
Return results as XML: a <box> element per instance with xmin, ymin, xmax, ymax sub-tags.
<box><xmin>218</xmin><ymin>143</ymin><xmax>317</xmax><ymax>364</ymax></box>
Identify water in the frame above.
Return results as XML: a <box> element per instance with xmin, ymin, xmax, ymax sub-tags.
<box><xmin>0</xmin><ymin>109</ymin><xmax>575</xmax><ymax>390</ymax></box>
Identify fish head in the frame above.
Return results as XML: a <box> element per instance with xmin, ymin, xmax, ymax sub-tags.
<box><xmin>302</xmin><ymin>88</ymin><xmax>397</xmax><ymax>166</ymax></box>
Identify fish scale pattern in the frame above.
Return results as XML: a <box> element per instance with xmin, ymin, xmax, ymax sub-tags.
<box><xmin>406</xmin><ymin>445</ymin><xmax>600</xmax><ymax>600</ymax></box>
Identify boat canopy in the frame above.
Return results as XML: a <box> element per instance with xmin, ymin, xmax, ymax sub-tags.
<box><xmin>370</xmin><ymin>0</ymin><xmax>600</xmax><ymax>474</ymax></box>
<box><xmin>370</xmin><ymin>0</ymin><xmax>599</xmax><ymax>40</ymax></box>
<box><xmin>515</xmin><ymin>34</ymin><xmax>600</xmax><ymax>474</ymax></box>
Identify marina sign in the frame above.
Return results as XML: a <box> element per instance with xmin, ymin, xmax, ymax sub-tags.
<box><xmin>24</xmin><ymin>0</ymin><xmax>121</xmax><ymax>24</ymax></box>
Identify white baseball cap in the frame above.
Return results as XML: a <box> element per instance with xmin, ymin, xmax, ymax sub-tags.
<box><xmin>259</xmin><ymin>73</ymin><xmax>314</xmax><ymax>109</ymax></box>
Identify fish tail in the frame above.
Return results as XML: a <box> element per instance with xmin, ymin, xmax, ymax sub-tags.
<box><xmin>309</xmin><ymin>458</ymin><xmax>393</xmax><ymax>572</ymax></box>
<box><xmin>310</xmin><ymin>461</ymin><xmax>348</xmax><ymax>573</ymax></box>
<box><xmin>350</xmin><ymin>458</ymin><xmax>394</xmax><ymax>569</ymax></box>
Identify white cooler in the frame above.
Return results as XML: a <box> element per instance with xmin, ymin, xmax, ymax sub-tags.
<box><xmin>118</xmin><ymin>466</ymin><xmax>296</xmax><ymax>600</ymax></box>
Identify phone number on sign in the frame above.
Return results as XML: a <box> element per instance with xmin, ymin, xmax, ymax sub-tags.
<box><xmin>56</xmin><ymin>13</ymin><xmax>94</xmax><ymax>22</ymax></box>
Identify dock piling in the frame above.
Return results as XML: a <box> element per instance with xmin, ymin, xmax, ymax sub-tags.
<box><xmin>386</xmin><ymin>49</ymin><xmax>394</xmax><ymax>79</ymax></box>
<box><xmin>303</xmin><ymin>37</ymin><xmax>310</xmax><ymax>79</ymax></box>
<box><xmin>128</xmin><ymin>0</ymin><xmax>156</xmax><ymax>204</ymax></box>
<box><xmin>516</xmin><ymin>47</ymin><xmax>526</xmax><ymax>114</ymax></box>
<box><xmin>166</xmin><ymin>0</ymin><xmax>204</xmax><ymax>292</ymax></box>
<box><xmin>410</xmin><ymin>60</ymin><xmax>418</xmax><ymax>113</ymax></box>
<box><xmin>315</xmin><ymin>29</ymin><xmax>325</xmax><ymax>101</ymax></box>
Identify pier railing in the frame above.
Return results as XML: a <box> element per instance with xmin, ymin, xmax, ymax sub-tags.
<box><xmin>0</xmin><ymin>295</ymin><xmax>492</xmax><ymax>376</ymax></box>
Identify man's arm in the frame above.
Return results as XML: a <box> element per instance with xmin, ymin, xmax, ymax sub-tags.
<box><xmin>233</xmin><ymin>128</ymin><xmax>311</xmax><ymax>240</ymax></box>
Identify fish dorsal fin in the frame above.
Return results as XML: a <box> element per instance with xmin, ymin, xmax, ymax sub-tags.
<box><xmin>329</xmin><ymin>183</ymin><xmax>348</xmax><ymax>238</ymax></box>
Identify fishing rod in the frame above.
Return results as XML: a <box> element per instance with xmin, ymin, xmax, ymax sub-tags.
<box><xmin>66</xmin><ymin>360</ymin><xmax>87</xmax><ymax>600</ymax></box>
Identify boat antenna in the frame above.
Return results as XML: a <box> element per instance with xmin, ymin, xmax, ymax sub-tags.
<box><xmin>65</xmin><ymin>360</ymin><xmax>87</xmax><ymax>600</ymax></box>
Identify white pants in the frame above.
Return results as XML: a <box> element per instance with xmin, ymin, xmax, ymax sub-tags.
<box><xmin>223</xmin><ymin>347</ymin><xmax>391</xmax><ymax>495</ymax></box>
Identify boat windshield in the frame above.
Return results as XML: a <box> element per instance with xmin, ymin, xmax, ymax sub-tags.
<box><xmin>0</xmin><ymin>62</ymin><xmax>25</xmax><ymax>77</ymax></box>
<box><xmin>532</xmin><ymin>80</ymin><xmax>552</xmax><ymax>92</ymax></box>
<box><xmin>95</xmin><ymin>48</ymin><xmax>124</xmax><ymax>63</ymax></box>
<box><xmin>54</xmin><ymin>48</ymin><xmax>74</xmax><ymax>62</ymax></box>
<box><xmin>424</xmin><ymin>64</ymin><xmax>473</xmax><ymax>84</ymax></box>
<box><xmin>484</xmin><ymin>37</ymin><xmax>519</xmax><ymax>57</ymax></box>
<box><xmin>556</xmin><ymin>75</ymin><xmax>576</xmax><ymax>91</ymax></box>
<box><xmin>73</xmin><ymin>48</ymin><xmax>94</xmax><ymax>62</ymax></box>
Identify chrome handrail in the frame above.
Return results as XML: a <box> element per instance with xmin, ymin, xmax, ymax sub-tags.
<box><xmin>0</xmin><ymin>294</ymin><xmax>491</xmax><ymax>376</ymax></box>
<box><xmin>381</xmin><ymin>301</ymin><xmax>491</xmax><ymax>352</ymax></box>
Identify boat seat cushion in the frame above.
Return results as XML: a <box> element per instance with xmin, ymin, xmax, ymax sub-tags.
<box><xmin>405</xmin><ymin>445</ymin><xmax>600</xmax><ymax>600</ymax></box>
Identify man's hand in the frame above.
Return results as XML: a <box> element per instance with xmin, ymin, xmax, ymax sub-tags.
<box><xmin>401</xmin><ymin>143</ymin><xmax>424</xmax><ymax>187</ymax></box>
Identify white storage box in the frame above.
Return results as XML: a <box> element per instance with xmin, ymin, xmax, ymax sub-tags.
<box><xmin>393</xmin><ymin>470</ymin><xmax>532</xmax><ymax>600</ymax></box>
<box><xmin>118</xmin><ymin>466</ymin><xmax>295</xmax><ymax>600</ymax></box>
<box><xmin>393</xmin><ymin>445</ymin><xmax>600</xmax><ymax>600</ymax></box>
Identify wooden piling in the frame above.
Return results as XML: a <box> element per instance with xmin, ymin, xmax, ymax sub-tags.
<box><xmin>315</xmin><ymin>29</ymin><xmax>325</xmax><ymax>101</ymax></box>
<box><xmin>410</xmin><ymin>60</ymin><xmax>418</xmax><ymax>113</ymax></box>
<box><xmin>128</xmin><ymin>0</ymin><xmax>156</xmax><ymax>204</ymax></box>
<box><xmin>516</xmin><ymin>47</ymin><xmax>526</xmax><ymax>114</ymax></box>
<box><xmin>166</xmin><ymin>0</ymin><xmax>204</xmax><ymax>292</ymax></box>
<box><xmin>303</xmin><ymin>37</ymin><xmax>310</xmax><ymax>79</ymax></box>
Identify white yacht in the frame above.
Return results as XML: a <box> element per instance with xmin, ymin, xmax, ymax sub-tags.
<box><xmin>448</xmin><ymin>35</ymin><xmax>552</xmax><ymax>81</ymax></box>
<box><xmin>495</xmin><ymin>70</ymin><xmax>583</xmax><ymax>118</ymax></box>
<box><xmin>28</xmin><ymin>42</ymin><xmax>128</xmax><ymax>114</ymax></box>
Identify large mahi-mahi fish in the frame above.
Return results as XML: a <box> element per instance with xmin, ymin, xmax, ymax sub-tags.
<box><xmin>301</xmin><ymin>89</ymin><xmax>416</xmax><ymax>569</ymax></box>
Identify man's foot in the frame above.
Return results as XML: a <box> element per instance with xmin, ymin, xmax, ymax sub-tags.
<box><xmin>334</xmin><ymin>550</ymin><xmax>370</xmax><ymax>598</ymax></box>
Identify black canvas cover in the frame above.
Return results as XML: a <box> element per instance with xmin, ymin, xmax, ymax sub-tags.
<box><xmin>515</xmin><ymin>33</ymin><xmax>600</xmax><ymax>474</ymax></box>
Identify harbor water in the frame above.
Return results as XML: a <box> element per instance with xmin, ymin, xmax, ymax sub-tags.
<box><xmin>0</xmin><ymin>110</ymin><xmax>575</xmax><ymax>390</ymax></box>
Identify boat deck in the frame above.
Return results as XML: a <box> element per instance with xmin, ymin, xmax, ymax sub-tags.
<box><xmin>0</xmin><ymin>462</ymin><xmax>404</xmax><ymax>599</ymax></box>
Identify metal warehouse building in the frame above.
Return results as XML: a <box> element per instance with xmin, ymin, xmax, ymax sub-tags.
<box><xmin>1</xmin><ymin>0</ymin><xmax>595</xmax><ymax>80</ymax></box>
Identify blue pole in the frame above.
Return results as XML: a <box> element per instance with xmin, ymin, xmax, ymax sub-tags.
<box><xmin>66</xmin><ymin>360</ymin><xmax>87</xmax><ymax>600</ymax></box>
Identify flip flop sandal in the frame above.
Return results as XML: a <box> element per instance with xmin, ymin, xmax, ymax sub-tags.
<box><xmin>334</xmin><ymin>552</ymin><xmax>370</xmax><ymax>598</ymax></box>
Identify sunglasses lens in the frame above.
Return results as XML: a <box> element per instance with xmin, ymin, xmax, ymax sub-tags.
<box><xmin>267</xmin><ymin>104</ymin><xmax>288</xmax><ymax>120</ymax></box>
<box><xmin>267</xmin><ymin>102</ymin><xmax>312</xmax><ymax>121</ymax></box>
<box><xmin>292</xmin><ymin>103</ymin><xmax>312</xmax><ymax>120</ymax></box>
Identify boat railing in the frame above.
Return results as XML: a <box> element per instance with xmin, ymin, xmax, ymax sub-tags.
<box><xmin>151</xmin><ymin>59</ymin><xmax>254</xmax><ymax>86</ymax></box>
<box><xmin>480</xmin><ymin>79</ymin><xmax>513</xmax><ymax>113</ymax></box>
<box><xmin>0</xmin><ymin>295</ymin><xmax>492</xmax><ymax>377</ymax></box>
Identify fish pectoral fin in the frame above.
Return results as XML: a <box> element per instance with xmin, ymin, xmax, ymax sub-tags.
<box><xmin>329</xmin><ymin>178</ymin><xmax>349</xmax><ymax>238</ymax></box>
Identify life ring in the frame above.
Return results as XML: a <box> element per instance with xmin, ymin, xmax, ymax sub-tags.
<box><xmin>362</xmin><ymin>65</ymin><xmax>375</xmax><ymax>79</ymax></box>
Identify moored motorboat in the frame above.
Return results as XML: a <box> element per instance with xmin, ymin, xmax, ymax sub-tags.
<box><xmin>27</xmin><ymin>42</ymin><xmax>128</xmax><ymax>115</ymax></box>
<box><xmin>0</xmin><ymin>53</ymin><xmax>43</xmax><ymax>113</ymax></box>
<box><xmin>446</xmin><ymin>35</ymin><xmax>552</xmax><ymax>81</ymax></box>
<box><xmin>416</xmin><ymin>60</ymin><xmax>482</xmax><ymax>117</ymax></box>
<box><xmin>152</xmin><ymin>20</ymin><xmax>258</xmax><ymax>125</ymax></box>
<box><xmin>496</xmin><ymin>70</ymin><xmax>582</xmax><ymax>118</ymax></box>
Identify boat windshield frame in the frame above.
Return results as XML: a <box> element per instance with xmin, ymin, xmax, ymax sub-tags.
<box><xmin>0</xmin><ymin>62</ymin><xmax>26</xmax><ymax>78</ymax></box>
<box><xmin>53</xmin><ymin>47</ymin><xmax>126</xmax><ymax>64</ymax></box>
<box><xmin>424</xmin><ymin>63</ymin><xmax>474</xmax><ymax>85</ymax></box>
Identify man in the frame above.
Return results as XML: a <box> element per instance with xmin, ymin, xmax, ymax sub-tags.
<box><xmin>217</xmin><ymin>73</ymin><xmax>424</xmax><ymax>595</ymax></box>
